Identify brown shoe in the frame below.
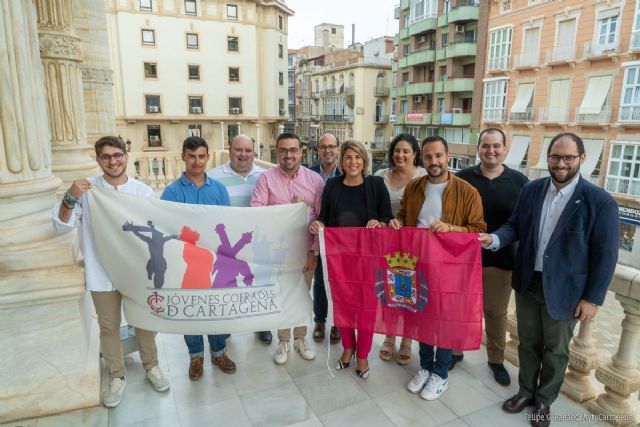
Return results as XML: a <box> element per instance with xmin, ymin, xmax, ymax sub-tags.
<box><xmin>329</xmin><ymin>326</ymin><xmax>341</xmax><ymax>344</ymax></box>
<box><xmin>189</xmin><ymin>357</ymin><xmax>204</xmax><ymax>381</ymax></box>
<box><xmin>212</xmin><ymin>353</ymin><xmax>236</xmax><ymax>374</ymax></box>
<box><xmin>502</xmin><ymin>393</ymin><xmax>534</xmax><ymax>413</ymax></box>
<box><xmin>529</xmin><ymin>402</ymin><xmax>551</xmax><ymax>427</ymax></box>
<box><xmin>313</xmin><ymin>322</ymin><xmax>325</xmax><ymax>342</ymax></box>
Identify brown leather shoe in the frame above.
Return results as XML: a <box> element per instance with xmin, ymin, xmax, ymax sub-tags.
<box><xmin>189</xmin><ymin>357</ymin><xmax>204</xmax><ymax>381</ymax></box>
<box><xmin>313</xmin><ymin>322</ymin><xmax>325</xmax><ymax>342</ymax></box>
<box><xmin>502</xmin><ymin>393</ymin><xmax>534</xmax><ymax>413</ymax></box>
<box><xmin>529</xmin><ymin>402</ymin><xmax>551</xmax><ymax>427</ymax></box>
<box><xmin>212</xmin><ymin>353</ymin><xmax>236</xmax><ymax>374</ymax></box>
<box><xmin>329</xmin><ymin>326</ymin><xmax>341</xmax><ymax>344</ymax></box>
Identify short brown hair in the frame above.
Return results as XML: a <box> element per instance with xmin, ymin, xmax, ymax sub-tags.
<box><xmin>339</xmin><ymin>140</ymin><xmax>369</xmax><ymax>176</ymax></box>
<box><xmin>95</xmin><ymin>136</ymin><xmax>126</xmax><ymax>156</ymax></box>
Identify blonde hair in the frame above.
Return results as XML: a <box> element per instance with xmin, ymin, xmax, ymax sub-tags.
<box><xmin>339</xmin><ymin>140</ymin><xmax>369</xmax><ymax>176</ymax></box>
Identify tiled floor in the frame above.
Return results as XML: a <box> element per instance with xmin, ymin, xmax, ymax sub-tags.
<box><xmin>5</xmin><ymin>330</ymin><xmax>613</xmax><ymax>427</ymax></box>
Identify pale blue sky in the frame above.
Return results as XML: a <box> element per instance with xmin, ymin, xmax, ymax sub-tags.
<box><xmin>285</xmin><ymin>0</ymin><xmax>399</xmax><ymax>48</ymax></box>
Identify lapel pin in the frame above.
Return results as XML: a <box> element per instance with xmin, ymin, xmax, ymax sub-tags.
<box><xmin>575</xmin><ymin>200</ymin><xmax>581</xmax><ymax>204</ymax></box>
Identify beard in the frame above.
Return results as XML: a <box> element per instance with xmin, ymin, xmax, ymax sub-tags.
<box><xmin>549</xmin><ymin>163</ymin><xmax>580</xmax><ymax>184</ymax></box>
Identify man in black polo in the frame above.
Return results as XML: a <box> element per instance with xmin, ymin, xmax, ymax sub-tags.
<box><xmin>456</xmin><ymin>128</ymin><xmax>528</xmax><ymax>385</ymax></box>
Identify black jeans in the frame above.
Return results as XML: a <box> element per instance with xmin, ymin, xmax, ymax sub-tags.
<box><xmin>313</xmin><ymin>259</ymin><xmax>328</xmax><ymax>323</ymax></box>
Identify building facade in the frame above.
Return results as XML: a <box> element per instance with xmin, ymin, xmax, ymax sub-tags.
<box><xmin>106</xmin><ymin>0</ymin><xmax>292</xmax><ymax>167</ymax></box>
<box><xmin>481</xmin><ymin>0</ymin><xmax>640</xmax><ymax>265</ymax></box>
<box><xmin>392</xmin><ymin>0</ymin><xmax>485</xmax><ymax>170</ymax></box>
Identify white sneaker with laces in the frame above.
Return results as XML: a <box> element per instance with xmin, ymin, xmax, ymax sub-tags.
<box><xmin>274</xmin><ymin>341</ymin><xmax>290</xmax><ymax>365</ymax></box>
<box><xmin>420</xmin><ymin>372</ymin><xmax>448</xmax><ymax>400</ymax></box>
<box><xmin>103</xmin><ymin>377</ymin><xmax>126</xmax><ymax>408</ymax></box>
<box><xmin>407</xmin><ymin>369</ymin><xmax>430</xmax><ymax>394</ymax></box>
<box><xmin>146</xmin><ymin>365</ymin><xmax>170</xmax><ymax>392</ymax></box>
<box><xmin>294</xmin><ymin>338</ymin><xmax>315</xmax><ymax>360</ymax></box>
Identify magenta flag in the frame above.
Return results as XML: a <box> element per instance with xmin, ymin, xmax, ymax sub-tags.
<box><xmin>322</xmin><ymin>227</ymin><xmax>483</xmax><ymax>351</ymax></box>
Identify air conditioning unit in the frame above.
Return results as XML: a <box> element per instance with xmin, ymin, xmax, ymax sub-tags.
<box><xmin>451</xmin><ymin>107</ymin><xmax>462</xmax><ymax>113</ymax></box>
<box><xmin>149</xmin><ymin>106</ymin><xmax>159</xmax><ymax>112</ymax></box>
<box><xmin>192</xmin><ymin>107</ymin><xmax>202</xmax><ymax>113</ymax></box>
<box><xmin>414</xmin><ymin>96</ymin><xmax>422</xmax><ymax>103</ymax></box>
<box><xmin>230</xmin><ymin>107</ymin><xmax>240</xmax><ymax>114</ymax></box>
<box><xmin>419</xmin><ymin>35</ymin><xmax>427</xmax><ymax>43</ymax></box>
<box><xmin>455</xmin><ymin>24</ymin><xmax>465</xmax><ymax>33</ymax></box>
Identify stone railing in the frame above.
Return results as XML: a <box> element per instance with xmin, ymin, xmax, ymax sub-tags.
<box><xmin>127</xmin><ymin>151</ymin><xmax>183</xmax><ymax>189</ymax></box>
<box><xmin>504</xmin><ymin>264</ymin><xmax>640</xmax><ymax>426</ymax></box>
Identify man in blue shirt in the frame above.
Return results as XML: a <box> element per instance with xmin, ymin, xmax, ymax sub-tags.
<box><xmin>161</xmin><ymin>136</ymin><xmax>236</xmax><ymax>381</ymax></box>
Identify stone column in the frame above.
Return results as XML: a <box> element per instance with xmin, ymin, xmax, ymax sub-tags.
<box><xmin>36</xmin><ymin>0</ymin><xmax>97</xmax><ymax>192</ymax></box>
<box><xmin>0</xmin><ymin>1</ymin><xmax>99</xmax><ymax>423</ymax></box>
<box><xmin>586</xmin><ymin>294</ymin><xmax>640</xmax><ymax>426</ymax></box>
<box><xmin>561</xmin><ymin>319</ymin><xmax>603</xmax><ymax>402</ymax></box>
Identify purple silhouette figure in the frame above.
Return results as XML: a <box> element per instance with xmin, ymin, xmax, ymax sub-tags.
<box><xmin>212</xmin><ymin>223</ymin><xmax>254</xmax><ymax>288</ymax></box>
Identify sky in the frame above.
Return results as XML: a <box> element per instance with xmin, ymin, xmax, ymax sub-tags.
<box><xmin>285</xmin><ymin>0</ymin><xmax>399</xmax><ymax>49</ymax></box>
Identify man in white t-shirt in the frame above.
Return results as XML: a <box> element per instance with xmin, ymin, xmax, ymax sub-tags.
<box><xmin>53</xmin><ymin>136</ymin><xmax>169</xmax><ymax>408</ymax></box>
<box><xmin>390</xmin><ymin>136</ymin><xmax>485</xmax><ymax>402</ymax></box>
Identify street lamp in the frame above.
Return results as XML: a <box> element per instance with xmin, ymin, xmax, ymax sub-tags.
<box><xmin>259</xmin><ymin>143</ymin><xmax>264</xmax><ymax>159</ymax></box>
<box><xmin>125</xmin><ymin>139</ymin><xmax>132</xmax><ymax>152</ymax></box>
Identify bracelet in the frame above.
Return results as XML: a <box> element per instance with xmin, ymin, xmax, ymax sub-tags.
<box><xmin>63</xmin><ymin>191</ymin><xmax>78</xmax><ymax>208</ymax></box>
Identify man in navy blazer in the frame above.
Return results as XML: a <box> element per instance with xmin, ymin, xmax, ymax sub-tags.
<box><xmin>309</xmin><ymin>133</ymin><xmax>342</xmax><ymax>344</ymax></box>
<box><xmin>479</xmin><ymin>133</ymin><xmax>619</xmax><ymax>427</ymax></box>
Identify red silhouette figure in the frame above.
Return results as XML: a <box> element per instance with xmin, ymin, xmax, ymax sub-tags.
<box><xmin>179</xmin><ymin>226</ymin><xmax>215</xmax><ymax>289</ymax></box>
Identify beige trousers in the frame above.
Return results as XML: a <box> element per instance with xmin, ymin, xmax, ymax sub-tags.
<box><xmin>278</xmin><ymin>269</ymin><xmax>314</xmax><ymax>342</ymax></box>
<box><xmin>91</xmin><ymin>290</ymin><xmax>158</xmax><ymax>378</ymax></box>
<box><xmin>482</xmin><ymin>267</ymin><xmax>513</xmax><ymax>364</ymax></box>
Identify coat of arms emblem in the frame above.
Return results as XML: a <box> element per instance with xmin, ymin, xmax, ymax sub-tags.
<box><xmin>375</xmin><ymin>251</ymin><xmax>428</xmax><ymax>312</ymax></box>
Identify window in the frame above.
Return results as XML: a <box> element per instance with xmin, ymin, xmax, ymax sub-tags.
<box><xmin>145</xmin><ymin>95</ymin><xmax>161</xmax><ymax>113</ymax></box>
<box><xmin>228</xmin><ymin>124</ymin><xmax>239</xmax><ymax>140</ymax></box>
<box><xmin>546</xmin><ymin>79</ymin><xmax>571</xmax><ymax>122</ymax></box>
<box><xmin>279</xmin><ymin>98</ymin><xmax>285</xmax><ymax>115</ymax></box>
<box><xmin>488</xmin><ymin>27</ymin><xmax>511</xmax><ymax>70</ymax></box>
<box><xmin>279</xmin><ymin>72</ymin><xmax>284</xmax><ymax>85</ymax></box>
<box><xmin>401</xmin><ymin>100</ymin><xmax>408</xmax><ymax>114</ymax></box>
<box><xmin>437</xmin><ymin>97</ymin><xmax>445</xmax><ymax>113</ymax></box>
<box><xmin>278</xmin><ymin>15</ymin><xmax>283</xmax><ymax>30</ymax></box>
<box><xmin>403</xmin><ymin>44</ymin><xmax>410</xmax><ymax>56</ymax></box>
<box><xmin>332</xmin><ymin>27</ymin><xmax>337</xmax><ymax>34</ymax></box>
<box><xmin>144</xmin><ymin>62</ymin><xmax>157</xmax><ymax>78</ymax></box>
<box><xmin>227</xmin><ymin>36</ymin><xmax>239</xmax><ymax>52</ymax></box>
<box><xmin>186</xmin><ymin>33</ymin><xmax>198</xmax><ymax>49</ymax></box>
<box><xmin>229</xmin><ymin>97</ymin><xmax>242</xmax><ymax>114</ymax></box>
<box><xmin>577</xmin><ymin>75</ymin><xmax>613</xmax><ymax>122</ymax></box>
<box><xmin>142</xmin><ymin>29</ymin><xmax>155</xmax><ymax>46</ymax></box>
<box><xmin>605</xmin><ymin>142</ymin><xmax>640</xmax><ymax>196</ymax></box>
<box><xmin>620</xmin><ymin>66</ymin><xmax>640</xmax><ymax>122</ymax></box>
<box><xmin>441</xmin><ymin>33</ymin><xmax>448</xmax><ymax>48</ymax></box>
<box><xmin>229</xmin><ymin>67</ymin><xmax>240</xmax><ymax>82</ymax></box>
<box><xmin>409</xmin><ymin>0</ymin><xmax>437</xmax><ymax>24</ymax></box>
<box><xmin>185</xmin><ymin>0</ymin><xmax>196</xmax><ymax>15</ymax></box>
<box><xmin>553</xmin><ymin>19</ymin><xmax>577</xmax><ymax>61</ymax></box>
<box><xmin>188</xmin><ymin>65</ymin><xmax>200</xmax><ymax>80</ymax></box>
<box><xmin>633</xmin><ymin>0</ymin><xmax>640</xmax><ymax>49</ymax></box>
<box><xmin>596</xmin><ymin>10</ymin><xmax>619</xmax><ymax>50</ymax></box>
<box><xmin>278</xmin><ymin>44</ymin><xmax>284</xmax><ymax>59</ymax></box>
<box><xmin>501</xmin><ymin>0</ymin><xmax>511</xmax><ymax>13</ymax></box>
<box><xmin>519</xmin><ymin>27</ymin><xmax>540</xmax><ymax>67</ymax></box>
<box><xmin>187</xmin><ymin>124</ymin><xmax>202</xmax><ymax>137</ymax></box>
<box><xmin>188</xmin><ymin>96</ymin><xmax>203</xmax><ymax>114</ymax></box>
<box><xmin>147</xmin><ymin>125</ymin><xmax>162</xmax><ymax>146</ymax></box>
<box><xmin>227</xmin><ymin>4</ymin><xmax>238</xmax><ymax>20</ymax></box>
<box><xmin>140</xmin><ymin>0</ymin><xmax>152</xmax><ymax>11</ymax></box>
<box><xmin>483</xmin><ymin>79</ymin><xmax>507</xmax><ymax>121</ymax></box>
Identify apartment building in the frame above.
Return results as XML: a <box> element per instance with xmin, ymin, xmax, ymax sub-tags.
<box><xmin>481</xmin><ymin>0</ymin><xmax>640</xmax><ymax>264</ymax></box>
<box><xmin>292</xmin><ymin>41</ymin><xmax>394</xmax><ymax>169</ymax></box>
<box><xmin>392</xmin><ymin>0</ymin><xmax>485</xmax><ymax>170</ymax></box>
<box><xmin>106</xmin><ymin>0</ymin><xmax>292</xmax><ymax>162</ymax></box>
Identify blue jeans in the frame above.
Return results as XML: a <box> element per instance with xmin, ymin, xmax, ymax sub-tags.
<box><xmin>313</xmin><ymin>260</ymin><xmax>328</xmax><ymax>323</ymax></box>
<box><xmin>419</xmin><ymin>343</ymin><xmax>452</xmax><ymax>379</ymax></box>
<box><xmin>184</xmin><ymin>334</ymin><xmax>227</xmax><ymax>358</ymax></box>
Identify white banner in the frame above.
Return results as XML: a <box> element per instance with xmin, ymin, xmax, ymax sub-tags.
<box><xmin>87</xmin><ymin>186</ymin><xmax>312</xmax><ymax>334</ymax></box>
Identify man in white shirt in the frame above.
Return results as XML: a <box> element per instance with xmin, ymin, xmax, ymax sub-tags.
<box><xmin>207</xmin><ymin>134</ymin><xmax>272</xmax><ymax>344</ymax></box>
<box><xmin>53</xmin><ymin>136</ymin><xmax>169</xmax><ymax>408</ymax></box>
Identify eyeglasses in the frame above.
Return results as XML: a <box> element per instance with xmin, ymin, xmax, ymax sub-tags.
<box><xmin>318</xmin><ymin>145</ymin><xmax>338</xmax><ymax>151</ymax></box>
<box><xmin>547</xmin><ymin>154</ymin><xmax>580</xmax><ymax>165</ymax></box>
<box><xmin>278</xmin><ymin>147</ymin><xmax>300</xmax><ymax>155</ymax></box>
<box><xmin>99</xmin><ymin>152</ymin><xmax>126</xmax><ymax>162</ymax></box>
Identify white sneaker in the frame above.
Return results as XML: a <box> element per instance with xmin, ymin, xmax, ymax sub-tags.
<box><xmin>274</xmin><ymin>341</ymin><xmax>290</xmax><ymax>365</ymax></box>
<box><xmin>407</xmin><ymin>369</ymin><xmax>430</xmax><ymax>394</ymax></box>
<box><xmin>103</xmin><ymin>377</ymin><xmax>126</xmax><ymax>408</ymax></box>
<box><xmin>420</xmin><ymin>373</ymin><xmax>448</xmax><ymax>400</ymax></box>
<box><xmin>294</xmin><ymin>338</ymin><xmax>315</xmax><ymax>360</ymax></box>
<box><xmin>146</xmin><ymin>366</ymin><xmax>170</xmax><ymax>392</ymax></box>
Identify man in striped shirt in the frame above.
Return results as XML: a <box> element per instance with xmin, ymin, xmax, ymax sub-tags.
<box><xmin>207</xmin><ymin>134</ymin><xmax>272</xmax><ymax>344</ymax></box>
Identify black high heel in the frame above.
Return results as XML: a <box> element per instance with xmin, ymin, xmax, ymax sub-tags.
<box><xmin>336</xmin><ymin>351</ymin><xmax>355</xmax><ymax>370</ymax></box>
<box><xmin>356</xmin><ymin>359</ymin><xmax>369</xmax><ymax>379</ymax></box>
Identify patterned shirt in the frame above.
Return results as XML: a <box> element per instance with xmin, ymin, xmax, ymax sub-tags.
<box><xmin>207</xmin><ymin>162</ymin><xmax>264</xmax><ymax>207</ymax></box>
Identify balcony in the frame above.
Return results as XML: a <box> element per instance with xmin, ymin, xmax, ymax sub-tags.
<box><xmin>322</xmin><ymin>114</ymin><xmax>353</xmax><ymax>123</ymax></box>
<box><xmin>311</xmin><ymin>91</ymin><xmax>320</xmax><ymax>99</ymax></box>
<box><xmin>310</xmin><ymin>114</ymin><xmax>320</xmax><ymax>121</ymax></box>
<box><xmin>546</xmin><ymin>44</ymin><xmax>577</xmax><ymax>65</ymax></box>
<box><xmin>508</xmin><ymin>107</ymin><xmax>535</xmax><ymax>123</ymax></box>
<box><xmin>434</xmin><ymin>77</ymin><xmax>474</xmax><ymax>93</ymax></box>
<box><xmin>400</xmin><ymin>0</ymin><xmax>409</xmax><ymax>10</ymax></box>
<box><xmin>404</xmin><ymin>110</ymin><xmax>433</xmax><ymax>125</ymax></box>
<box><xmin>444</xmin><ymin>40</ymin><xmax>476</xmax><ymax>59</ymax></box>
<box><xmin>447</xmin><ymin>2</ymin><xmax>480</xmax><ymax>24</ymax></box>
<box><xmin>632</xmin><ymin>32</ymin><xmax>640</xmax><ymax>51</ymax></box>
<box><xmin>408</xmin><ymin>17</ymin><xmax>437</xmax><ymax>36</ymax></box>
<box><xmin>482</xmin><ymin>108</ymin><xmax>507</xmax><ymax>123</ymax></box>
<box><xmin>605</xmin><ymin>177</ymin><xmax>640</xmax><ymax>197</ymax></box>
<box><xmin>374</xmin><ymin>87</ymin><xmax>390</xmax><ymax>97</ymax></box>
<box><xmin>398</xmin><ymin>56</ymin><xmax>409</xmax><ymax>68</ymax></box>
<box><xmin>619</xmin><ymin>105</ymin><xmax>640</xmax><ymax>122</ymax></box>
<box><xmin>514</xmin><ymin>51</ymin><xmax>540</xmax><ymax>69</ymax></box>
<box><xmin>407</xmin><ymin>48</ymin><xmax>436</xmax><ymax>66</ymax></box>
<box><xmin>392</xmin><ymin>85</ymin><xmax>407</xmax><ymax>97</ymax></box>
<box><xmin>584</xmin><ymin>41</ymin><xmax>620</xmax><ymax>61</ymax></box>
<box><xmin>406</xmin><ymin>81</ymin><xmax>433</xmax><ymax>95</ymax></box>
<box><xmin>129</xmin><ymin>150</ymin><xmax>183</xmax><ymax>189</ymax></box>
<box><xmin>437</xmin><ymin>14</ymin><xmax>447</xmax><ymax>27</ymax></box>
<box><xmin>374</xmin><ymin>114</ymin><xmax>389</xmax><ymax>124</ymax></box>
<box><xmin>393</xmin><ymin>113</ymin><xmax>405</xmax><ymax>124</ymax></box>
<box><xmin>487</xmin><ymin>56</ymin><xmax>510</xmax><ymax>71</ymax></box>
<box><xmin>394</xmin><ymin>5</ymin><xmax>400</xmax><ymax>19</ymax></box>
<box><xmin>433</xmin><ymin>110</ymin><xmax>471</xmax><ymax>126</ymax></box>
<box><xmin>399</xmin><ymin>27</ymin><xmax>410</xmax><ymax>40</ymax></box>
<box><xmin>538</xmin><ymin>107</ymin><xmax>569</xmax><ymax>123</ymax></box>
<box><xmin>575</xmin><ymin>107</ymin><xmax>611</xmax><ymax>124</ymax></box>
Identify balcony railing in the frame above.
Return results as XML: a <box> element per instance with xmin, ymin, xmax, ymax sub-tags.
<box><xmin>310</xmin><ymin>114</ymin><xmax>320</xmax><ymax>121</ymax></box>
<box><xmin>538</xmin><ymin>107</ymin><xmax>569</xmax><ymax>123</ymax></box>
<box><xmin>575</xmin><ymin>107</ymin><xmax>611</xmax><ymax>124</ymax></box>
<box><xmin>482</xmin><ymin>108</ymin><xmax>506</xmax><ymax>122</ymax></box>
<box><xmin>311</xmin><ymin>91</ymin><xmax>320</xmax><ymax>99</ymax></box>
<box><xmin>374</xmin><ymin>87</ymin><xmax>390</xmax><ymax>96</ymax></box>
<box><xmin>374</xmin><ymin>114</ymin><xmax>389</xmax><ymax>123</ymax></box>
<box><xmin>546</xmin><ymin>44</ymin><xmax>576</xmax><ymax>63</ymax></box>
<box><xmin>619</xmin><ymin>105</ymin><xmax>640</xmax><ymax>122</ymax></box>
<box><xmin>128</xmin><ymin>151</ymin><xmax>183</xmax><ymax>189</ymax></box>
<box><xmin>514</xmin><ymin>51</ymin><xmax>539</xmax><ymax>68</ymax></box>
<box><xmin>605</xmin><ymin>177</ymin><xmax>640</xmax><ymax>197</ymax></box>
<box><xmin>509</xmin><ymin>107</ymin><xmax>534</xmax><ymax>123</ymax></box>
<box><xmin>584</xmin><ymin>41</ymin><xmax>619</xmax><ymax>59</ymax></box>
<box><xmin>487</xmin><ymin>56</ymin><xmax>510</xmax><ymax>71</ymax></box>
<box><xmin>322</xmin><ymin>114</ymin><xmax>353</xmax><ymax>123</ymax></box>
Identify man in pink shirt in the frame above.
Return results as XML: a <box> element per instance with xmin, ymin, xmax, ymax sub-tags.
<box><xmin>251</xmin><ymin>132</ymin><xmax>324</xmax><ymax>365</ymax></box>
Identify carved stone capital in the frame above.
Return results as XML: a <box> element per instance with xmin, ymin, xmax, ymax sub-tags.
<box><xmin>80</xmin><ymin>66</ymin><xmax>114</xmax><ymax>84</ymax></box>
<box><xmin>38</xmin><ymin>33</ymin><xmax>81</xmax><ymax>61</ymax></box>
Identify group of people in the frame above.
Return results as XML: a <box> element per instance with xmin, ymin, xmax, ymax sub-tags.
<box><xmin>54</xmin><ymin>128</ymin><xmax>619</xmax><ymax>427</ymax></box>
